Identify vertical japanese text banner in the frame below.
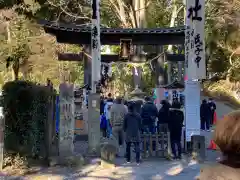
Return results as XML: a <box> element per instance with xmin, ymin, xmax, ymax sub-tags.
<box><xmin>184</xmin><ymin>0</ymin><xmax>192</xmax><ymax>79</ymax></box>
<box><xmin>186</xmin><ymin>0</ymin><xmax>206</xmax><ymax>79</ymax></box>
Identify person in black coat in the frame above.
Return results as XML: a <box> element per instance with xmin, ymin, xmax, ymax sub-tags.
<box><xmin>200</xmin><ymin>99</ymin><xmax>212</xmax><ymax>131</ymax></box>
<box><xmin>168</xmin><ymin>101</ymin><xmax>184</xmax><ymax>159</ymax></box>
<box><xmin>123</xmin><ymin>102</ymin><xmax>142</xmax><ymax>164</ymax></box>
<box><xmin>158</xmin><ymin>100</ymin><xmax>171</xmax><ymax>129</ymax></box>
<box><xmin>140</xmin><ymin>96</ymin><xmax>158</xmax><ymax>134</ymax></box>
<box><xmin>208</xmin><ymin>98</ymin><xmax>216</xmax><ymax>126</ymax></box>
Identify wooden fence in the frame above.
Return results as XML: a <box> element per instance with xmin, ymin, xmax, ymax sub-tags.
<box><xmin>141</xmin><ymin>132</ymin><xmax>170</xmax><ymax>158</ymax></box>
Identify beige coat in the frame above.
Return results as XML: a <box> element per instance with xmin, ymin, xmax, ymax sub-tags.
<box><xmin>198</xmin><ymin>163</ymin><xmax>240</xmax><ymax>180</ymax></box>
<box><xmin>110</xmin><ymin>103</ymin><xmax>128</xmax><ymax>128</ymax></box>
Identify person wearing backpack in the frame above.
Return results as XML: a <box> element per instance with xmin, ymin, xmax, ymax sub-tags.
<box><xmin>110</xmin><ymin>97</ymin><xmax>128</xmax><ymax>156</ymax></box>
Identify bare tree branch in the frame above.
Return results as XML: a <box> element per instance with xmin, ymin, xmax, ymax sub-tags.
<box><xmin>176</xmin><ymin>5</ymin><xmax>184</xmax><ymax>14</ymax></box>
<box><xmin>47</xmin><ymin>0</ymin><xmax>91</xmax><ymax>21</ymax></box>
<box><xmin>116</xmin><ymin>0</ymin><xmax>128</xmax><ymax>27</ymax></box>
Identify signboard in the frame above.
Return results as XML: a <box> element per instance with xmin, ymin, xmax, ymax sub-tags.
<box><xmin>185</xmin><ymin>80</ymin><xmax>201</xmax><ymax>141</ymax></box>
<box><xmin>185</xmin><ymin>0</ymin><xmax>206</xmax><ymax>79</ymax></box>
<box><xmin>74</xmin><ymin>88</ymin><xmax>84</xmax><ymax>134</ymax></box>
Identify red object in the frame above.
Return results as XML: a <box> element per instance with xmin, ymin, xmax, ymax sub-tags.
<box><xmin>213</xmin><ymin>111</ymin><xmax>217</xmax><ymax>125</ymax></box>
<box><xmin>184</xmin><ymin>75</ymin><xmax>188</xmax><ymax>81</ymax></box>
<box><xmin>208</xmin><ymin>140</ymin><xmax>217</xmax><ymax>150</ymax></box>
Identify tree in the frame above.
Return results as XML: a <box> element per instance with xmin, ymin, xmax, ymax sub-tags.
<box><xmin>205</xmin><ymin>0</ymin><xmax>240</xmax><ymax>81</ymax></box>
<box><xmin>0</xmin><ymin>10</ymin><xmax>33</xmax><ymax>80</ymax></box>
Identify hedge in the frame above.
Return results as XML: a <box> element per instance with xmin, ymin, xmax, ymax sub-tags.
<box><xmin>2</xmin><ymin>81</ymin><xmax>54</xmax><ymax>157</ymax></box>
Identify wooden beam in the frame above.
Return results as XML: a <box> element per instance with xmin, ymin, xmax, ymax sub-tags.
<box><xmin>58</xmin><ymin>53</ymin><xmax>185</xmax><ymax>63</ymax></box>
<box><xmin>56</xmin><ymin>32</ymin><xmax>184</xmax><ymax>45</ymax></box>
<box><xmin>58</xmin><ymin>53</ymin><xmax>84</xmax><ymax>61</ymax></box>
<box><xmin>166</xmin><ymin>54</ymin><xmax>184</xmax><ymax>62</ymax></box>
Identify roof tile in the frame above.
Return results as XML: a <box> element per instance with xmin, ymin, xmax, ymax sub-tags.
<box><xmin>38</xmin><ymin>19</ymin><xmax>185</xmax><ymax>34</ymax></box>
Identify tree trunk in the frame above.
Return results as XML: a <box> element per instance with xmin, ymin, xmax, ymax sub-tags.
<box><xmin>6</xmin><ymin>21</ymin><xmax>11</xmax><ymax>43</ymax></box>
<box><xmin>226</xmin><ymin>68</ymin><xmax>231</xmax><ymax>82</ymax></box>
<box><xmin>167</xmin><ymin>0</ymin><xmax>178</xmax><ymax>84</ymax></box>
<box><xmin>12</xmin><ymin>60</ymin><xmax>19</xmax><ymax>81</ymax></box>
<box><xmin>5</xmin><ymin>21</ymin><xmax>18</xmax><ymax>81</ymax></box>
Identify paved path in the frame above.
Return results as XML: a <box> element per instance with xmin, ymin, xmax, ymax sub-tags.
<box><xmin>24</xmin><ymin>149</ymin><xmax>219</xmax><ymax>180</ymax></box>
<box><xmin>22</xmin><ymin>130</ymin><xmax>220</xmax><ymax>180</ymax></box>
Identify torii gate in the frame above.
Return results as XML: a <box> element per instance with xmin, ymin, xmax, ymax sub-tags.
<box><xmin>39</xmin><ymin>19</ymin><xmax>185</xmax><ymax>155</ymax></box>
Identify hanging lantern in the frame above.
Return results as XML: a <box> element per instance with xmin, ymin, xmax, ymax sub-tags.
<box><xmin>120</xmin><ymin>39</ymin><xmax>132</xmax><ymax>59</ymax></box>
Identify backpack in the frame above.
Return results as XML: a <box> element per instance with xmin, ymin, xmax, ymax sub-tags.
<box><xmin>100</xmin><ymin>114</ymin><xmax>107</xmax><ymax>129</ymax></box>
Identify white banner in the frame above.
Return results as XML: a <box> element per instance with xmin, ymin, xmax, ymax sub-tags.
<box><xmin>185</xmin><ymin>80</ymin><xmax>201</xmax><ymax>142</ymax></box>
<box><xmin>185</xmin><ymin>0</ymin><xmax>206</xmax><ymax>79</ymax></box>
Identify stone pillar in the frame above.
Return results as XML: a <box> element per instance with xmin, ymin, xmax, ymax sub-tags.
<box><xmin>59</xmin><ymin>83</ymin><xmax>75</xmax><ymax>156</ymax></box>
<box><xmin>88</xmin><ymin>93</ymin><xmax>101</xmax><ymax>155</ymax></box>
<box><xmin>191</xmin><ymin>135</ymin><xmax>206</xmax><ymax>162</ymax></box>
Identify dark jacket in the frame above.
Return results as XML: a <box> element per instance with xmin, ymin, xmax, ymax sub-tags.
<box><xmin>158</xmin><ymin>103</ymin><xmax>170</xmax><ymax>124</ymax></box>
<box><xmin>200</xmin><ymin>102</ymin><xmax>212</xmax><ymax>120</ymax></box>
<box><xmin>168</xmin><ymin>108</ymin><xmax>184</xmax><ymax>141</ymax></box>
<box><xmin>208</xmin><ymin>101</ymin><xmax>216</xmax><ymax>114</ymax></box>
<box><xmin>140</xmin><ymin>102</ymin><xmax>158</xmax><ymax>126</ymax></box>
<box><xmin>123</xmin><ymin>112</ymin><xmax>142</xmax><ymax>142</ymax></box>
<box><xmin>134</xmin><ymin>100</ymin><xmax>143</xmax><ymax>114</ymax></box>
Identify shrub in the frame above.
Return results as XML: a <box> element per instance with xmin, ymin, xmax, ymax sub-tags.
<box><xmin>2</xmin><ymin>80</ymin><xmax>53</xmax><ymax>157</ymax></box>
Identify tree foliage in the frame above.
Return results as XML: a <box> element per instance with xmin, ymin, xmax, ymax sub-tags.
<box><xmin>0</xmin><ymin>0</ymin><xmax>239</xmax><ymax>89</ymax></box>
<box><xmin>205</xmin><ymin>0</ymin><xmax>240</xmax><ymax>80</ymax></box>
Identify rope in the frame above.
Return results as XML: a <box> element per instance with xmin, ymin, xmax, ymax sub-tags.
<box><xmin>100</xmin><ymin>52</ymin><xmax>166</xmax><ymax>71</ymax></box>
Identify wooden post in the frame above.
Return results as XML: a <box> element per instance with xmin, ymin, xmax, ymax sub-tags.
<box><xmin>156</xmin><ymin>133</ymin><xmax>159</xmax><ymax>157</ymax></box>
<box><xmin>149</xmin><ymin>135</ymin><xmax>153</xmax><ymax>156</ymax></box>
<box><xmin>143</xmin><ymin>135</ymin><xmax>147</xmax><ymax>158</ymax></box>
<box><xmin>160</xmin><ymin>132</ymin><xmax>164</xmax><ymax>157</ymax></box>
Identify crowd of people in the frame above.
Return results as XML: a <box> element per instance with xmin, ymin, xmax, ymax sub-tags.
<box><xmin>99</xmin><ymin>93</ymin><xmax>240</xmax><ymax>179</ymax></box>
<box><xmin>100</xmin><ymin>93</ymin><xmax>217</xmax><ymax>164</ymax></box>
<box><xmin>100</xmin><ymin>93</ymin><xmax>185</xmax><ymax>163</ymax></box>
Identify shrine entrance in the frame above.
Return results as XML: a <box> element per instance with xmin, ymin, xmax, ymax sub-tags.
<box><xmin>39</xmin><ymin>20</ymin><xmax>186</xmax><ymax>156</ymax></box>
